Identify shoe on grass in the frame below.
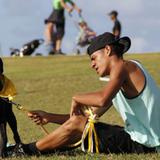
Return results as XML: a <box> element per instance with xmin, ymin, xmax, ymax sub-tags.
<box><xmin>55</xmin><ymin>50</ymin><xmax>66</xmax><ymax>55</ymax></box>
<box><xmin>5</xmin><ymin>143</ymin><xmax>26</xmax><ymax>158</ymax></box>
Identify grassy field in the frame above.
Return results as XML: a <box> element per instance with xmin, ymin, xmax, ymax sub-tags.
<box><xmin>3</xmin><ymin>53</ymin><xmax>160</xmax><ymax>160</ymax></box>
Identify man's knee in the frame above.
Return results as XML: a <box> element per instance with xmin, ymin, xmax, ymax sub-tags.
<box><xmin>63</xmin><ymin>116</ymin><xmax>87</xmax><ymax>133</ymax></box>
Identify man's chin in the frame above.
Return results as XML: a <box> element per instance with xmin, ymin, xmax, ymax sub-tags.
<box><xmin>96</xmin><ymin>69</ymin><xmax>107</xmax><ymax>76</ymax></box>
<box><xmin>97</xmin><ymin>72</ymin><xmax>106</xmax><ymax>77</ymax></box>
<box><xmin>100</xmin><ymin>72</ymin><xmax>108</xmax><ymax>77</ymax></box>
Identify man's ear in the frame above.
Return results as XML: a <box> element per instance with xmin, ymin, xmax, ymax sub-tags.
<box><xmin>104</xmin><ymin>45</ymin><xmax>112</xmax><ymax>56</ymax></box>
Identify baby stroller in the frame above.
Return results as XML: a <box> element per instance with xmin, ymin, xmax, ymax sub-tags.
<box><xmin>10</xmin><ymin>39</ymin><xmax>44</xmax><ymax>57</ymax></box>
<box><xmin>76</xmin><ymin>20</ymin><xmax>96</xmax><ymax>54</ymax></box>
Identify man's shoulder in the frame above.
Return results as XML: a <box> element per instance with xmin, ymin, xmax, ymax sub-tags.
<box><xmin>110</xmin><ymin>62</ymin><xmax>127</xmax><ymax>80</ymax></box>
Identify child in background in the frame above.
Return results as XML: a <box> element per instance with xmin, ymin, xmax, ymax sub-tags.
<box><xmin>76</xmin><ymin>20</ymin><xmax>96</xmax><ymax>54</ymax></box>
<box><xmin>0</xmin><ymin>58</ymin><xmax>21</xmax><ymax>157</ymax></box>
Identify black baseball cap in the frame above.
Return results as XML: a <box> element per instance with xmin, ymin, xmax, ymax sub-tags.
<box><xmin>87</xmin><ymin>32</ymin><xmax>131</xmax><ymax>56</ymax></box>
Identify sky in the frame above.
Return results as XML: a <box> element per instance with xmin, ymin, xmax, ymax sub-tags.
<box><xmin>0</xmin><ymin>0</ymin><xmax>160</xmax><ymax>56</ymax></box>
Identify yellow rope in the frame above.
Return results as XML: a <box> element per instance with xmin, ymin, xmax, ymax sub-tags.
<box><xmin>69</xmin><ymin>108</ymin><xmax>99</xmax><ymax>153</ymax></box>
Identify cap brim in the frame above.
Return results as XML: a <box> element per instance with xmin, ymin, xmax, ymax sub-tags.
<box><xmin>117</xmin><ymin>37</ymin><xmax>131</xmax><ymax>53</ymax></box>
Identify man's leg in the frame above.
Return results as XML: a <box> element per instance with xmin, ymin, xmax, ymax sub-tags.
<box><xmin>44</xmin><ymin>9</ymin><xmax>59</xmax><ymax>55</ymax></box>
<box><xmin>45</xmin><ymin>22</ymin><xmax>56</xmax><ymax>55</ymax></box>
<box><xmin>15</xmin><ymin>115</ymin><xmax>87</xmax><ymax>156</ymax></box>
<box><xmin>36</xmin><ymin>115</ymin><xmax>87</xmax><ymax>151</ymax></box>
<box><xmin>55</xmin><ymin>39</ymin><xmax>62</xmax><ymax>53</ymax></box>
<box><xmin>55</xmin><ymin>23</ymin><xmax>65</xmax><ymax>54</ymax></box>
<box><xmin>45</xmin><ymin>22</ymin><xmax>54</xmax><ymax>44</ymax></box>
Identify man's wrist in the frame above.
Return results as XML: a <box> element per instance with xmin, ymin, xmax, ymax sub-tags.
<box><xmin>42</xmin><ymin>112</ymin><xmax>51</xmax><ymax>123</ymax></box>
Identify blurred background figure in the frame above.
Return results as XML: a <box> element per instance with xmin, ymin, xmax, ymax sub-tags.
<box><xmin>10</xmin><ymin>39</ymin><xmax>44</xmax><ymax>57</ymax></box>
<box><xmin>108</xmin><ymin>10</ymin><xmax>121</xmax><ymax>39</ymax></box>
<box><xmin>76</xmin><ymin>20</ymin><xmax>96</xmax><ymax>54</ymax></box>
<box><xmin>44</xmin><ymin>0</ymin><xmax>82</xmax><ymax>55</ymax></box>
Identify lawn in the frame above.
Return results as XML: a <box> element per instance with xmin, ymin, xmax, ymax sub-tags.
<box><xmin>3</xmin><ymin>53</ymin><xmax>160</xmax><ymax>160</ymax></box>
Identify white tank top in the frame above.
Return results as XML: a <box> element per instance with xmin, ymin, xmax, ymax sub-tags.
<box><xmin>112</xmin><ymin>60</ymin><xmax>160</xmax><ymax>148</ymax></box>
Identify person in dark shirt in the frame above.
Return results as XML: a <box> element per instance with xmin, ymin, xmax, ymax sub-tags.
<box><xmin>108</xmin><ymin>10</ymin><xmax>121</xmax><ymax>39</ymax></box>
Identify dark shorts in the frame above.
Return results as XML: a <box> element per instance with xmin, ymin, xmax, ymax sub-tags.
<box><xmin>45</xmin><ymin>9</ymin><xmax>65</xmax><ymax>39</ymax></box>
<box><xmin>55</xmin><ymin>23</ymin><xmax>65</xmax><ymax>39</ymax></box>
<box><xmin>83</xmin><ymin>122</ymin><xmax>156</xmax><ymax>154</ymax></box>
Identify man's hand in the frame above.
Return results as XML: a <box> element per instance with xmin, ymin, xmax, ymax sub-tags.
<box><xmin>70</xmin><ymin>98</ymin><xmax>84</xmax><ymax>117</ymax></box>
<box><xmin>28</xmin><ymin>110</ymin><xmax>49</xmax><ymax>125</ymax></box>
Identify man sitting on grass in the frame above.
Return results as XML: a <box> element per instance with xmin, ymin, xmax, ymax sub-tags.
<box><xmin>6</xmin><ymin>32</ymin><xmax>160</xmax><ymax>157</ymax></box>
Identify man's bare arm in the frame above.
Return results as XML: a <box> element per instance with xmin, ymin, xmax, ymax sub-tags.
<box><xmin>44</xmin><ymin>113</ymin><xmax>70</xmax><ymax>124</ymax></box>
<box><xmin>28</xmin><ymin>110</ymin><xmax>70</xmax><ymax>125</ymax></box>
<box><xmin>71</xmin><ymin>65</ymin><xmax>126</xmax><ymax>115</ymax></box>
<box><xmin>72</xmin><ymin>79</ymin><xmax>120</xmax><ymax>108</ymax></box>
<box><xmin>91</xmin><ymin>102</ymin><xmax>112</xmax><ymax>117</ymax></box>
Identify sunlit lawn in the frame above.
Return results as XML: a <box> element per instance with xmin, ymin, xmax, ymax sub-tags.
<box><xmin>3</xmin><ymin>53</ymin><xmax>160</xmax><ymax>159</ymax></box>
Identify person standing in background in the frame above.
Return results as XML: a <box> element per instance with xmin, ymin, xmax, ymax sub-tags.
<box><xmin>108</xmin><ymin>10</ymin><xmax>121</xmax><ymax>39</ymax></box>
<box><xmin>45</xmin><ymin>0</ymin><xmax>82</xmax><ymax>55</ymax></box>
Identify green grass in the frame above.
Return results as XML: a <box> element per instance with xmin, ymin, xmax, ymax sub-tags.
<box><xmin>2</xmin><ymin>53</ymin><xmax>160</xmax><ymax>159</ymax></box>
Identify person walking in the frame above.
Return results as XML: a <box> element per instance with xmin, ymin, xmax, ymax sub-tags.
<box><xmin>108</xmin><ymin>10</ymin><xmax>121</xmax><ymax>39</ymax></box>
<box><xmin>45</xmin><ymin>0</ymin><xmax>82</xmax><ymax>55</ymax></box>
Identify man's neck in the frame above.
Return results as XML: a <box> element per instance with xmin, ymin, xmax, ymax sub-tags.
<box><xmin>108</xmin><ymin>56</ymin><xmax>123</xmax><ymax>74</ymax></box>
